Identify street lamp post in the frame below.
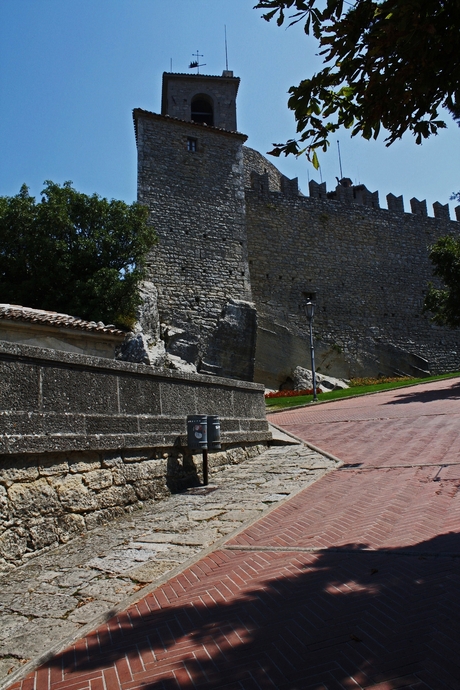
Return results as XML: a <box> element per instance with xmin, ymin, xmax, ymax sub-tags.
<box><xmin>305</xmin><ymin>299</ymin><xmax>318</xmax><ymax>402</ymax></box>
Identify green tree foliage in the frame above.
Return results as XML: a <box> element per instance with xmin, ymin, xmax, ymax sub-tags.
<box><xmin>424</xmin><ymin>235</ymin><xmax>460</xmax><ymax>328</ymax></box>
<box><xmin>256</xmin><ymin>0</ymin><xmax>460</xmax><ymax>167</ymax></box>
<box><xmin>0</xmin><ymin>181</ymin><xmax>155</xmax><ymax>329</ymax></box>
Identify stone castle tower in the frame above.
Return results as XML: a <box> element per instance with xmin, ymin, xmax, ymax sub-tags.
<box><xmin>133</xmin><ymin>71</ymin><xmax>460</xmax><ymax>387</ymax></box>
<box><xmin>133</xmin><ymin>71</ymin><xmax>257</xmax><ymax>381</ymax></box>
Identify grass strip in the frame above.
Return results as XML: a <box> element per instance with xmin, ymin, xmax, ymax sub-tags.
<box><xmin>265</xmin><ymin>371</ymin><xmax>460</xmax><ymax>411</ymax></box>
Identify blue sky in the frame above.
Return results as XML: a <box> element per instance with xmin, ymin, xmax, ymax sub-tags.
<box><xmin>1</xmin><ymin>0</ymin><xmax>458</xmax><ymax>216</ymax></box>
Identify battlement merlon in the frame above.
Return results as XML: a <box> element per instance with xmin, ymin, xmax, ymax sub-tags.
<box><xmin>249</xmin><ymin>170</ymin><xmax>300</xmax><ymax>197</ymax></box>
<box><xmin>308</xmin><ymin>179</ymin><xmax>456</xmax><ymax>221</ymax></box>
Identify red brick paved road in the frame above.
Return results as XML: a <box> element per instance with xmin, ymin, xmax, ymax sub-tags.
<box><xmin>8</xmin><ymin>379</ymin><xmax>460</xmax><ymax>690</ymax></box>
<box><xmin>269</xmin><ymin>378</ymin><xmax>460</xmax><ymax>469</ymax></box>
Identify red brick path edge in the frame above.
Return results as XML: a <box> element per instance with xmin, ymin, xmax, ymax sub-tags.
<box><xmin>8</xmin><ymin>378</ymin><xmax>460</xmax><ymax>689</ymax></box>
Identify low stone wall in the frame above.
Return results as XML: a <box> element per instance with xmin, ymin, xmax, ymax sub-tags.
<box><xmin>0</xmin><ymin>341</ymin><xmax>271</xmax><ymax>569</ymax></box>
<box><xmin>0</xmin><ymin>443</ymin><xmax>266</xmax><ymax>571</ymax></box>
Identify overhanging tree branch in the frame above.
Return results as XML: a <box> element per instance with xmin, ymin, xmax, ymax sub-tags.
<box><xmin>255</xmin><ymin>0</ymin><xmax>460</xmax><ymax>166</ymax></box>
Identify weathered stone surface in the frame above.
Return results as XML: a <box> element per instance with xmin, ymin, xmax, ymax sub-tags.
<box><xmin>84</xmin><ymin>506</ymin><xmax>126</xmax><ymax>531</ymax></box>
<box><xmin>41</xmin><ymin>367</ymin><xmax>119</xmax><ymax>414</ymax></box>
<box><xmin>200</xmin><ymin>300</ymin><xmax>257</xmax><ymax>381</ymax></box>
<box><xmin>126</xmin><ymin>560</ymin><xmax>179</xmax><ymax>583</ymax></box>
<box><xmin>122</xmin><ymin>459</ymin><xmax>164</xmax><ymax>482</ymax></box>
<box><xmin>0</xmin><ymin>658</ymin><xmax>24</xmax><ymax>677</ymax></box>
<box><xmin>1</xmin><ymin>457</ymin><xmax>39</xmax><ymax>487</ymax></box>
<box><xmin>163</xmin><ymin>324</ymin><xmax>201</xmax><ymax>367</ymax></box>
<box><xmin>0</xmin><ymin>360</ymin><xmax>40</xmax><ymax>413</ymax></box>
<box><xmin>0</xmin><ymin>618</ymin><xmax>81</xmax><ymax>659</ymax></box>
<box><xmin>76</xmin><ymin>577</ymin><xmax>135</xmax><ymax>603</ymax></box>
<box><xmin>136</xmin><ymin>109</ymin><xmax>252</xmax><ymax>380</ymax></box>
<box><xmin>116</xmin><ymin>332</ymin><xmax>165</xmax><ymax>368</ymax></box>
<box><xmin>0</xmin><ymin>485</ymin><xmax>8</xmax><ymax>521</ymax></box>
<box><xmin>95</xmin><ymin>485</ymin><xmax>137</xmax><ymax>510</ymax></box>
<box><xmin>68</xmin><ymin>455</ymin><xmax>101</xmax><ymax>473</ymax></box>
<box><xmin>116</xmin><ymin>281</ymin><xmax>166</xmax><ymax>367</ymax></box>
<box><xmin>132</xmin><ymin>480</ymin><xmax>157</xmax><ymax>501</ymax></box>
<box><xmin>0</xmin><ymin>528</ymin><xmax>28</xmax><ymax>561</ymax></box>
<box><xmin>246</xmin><ymin>184</ymin><xmax>460</xmax><ymax>382</ymax></box>
<box><xmin>188</xmin><ymin>509</ymin><xmax>225</xmax><ymax>521</ymax></box>
<box><xmin>67</xmin><ymin>599</ymin><xmax>114</xmax><ymax>624</ymax></box>
<box><xmin>8</xmin><ymin>592</ymin><xmax>79</xmax><ymax>619</ymax></box>
<box><xmin>0</xmin><ymin>442</ymin><xmax>270</xmax><ymax>567</ymax></box>
<box><xmin>38</xmin><ymin>455</ymin><xmax>69</xmax><ymax>476</ymax></box>
<box><xmin>0</xmin><ymin>442</ymin><xmax>338</xmax><ymax>688</ymax></box>
<box><xmin>0</xmin><ymin>343</ymin><xmax>270</xmax><ymax>468</ymax></box>
<box><xmin>101</xmin><ymin>452</ymin><xmax>124</xmax><ymax>468</ymax></box>
<box><xmin>28</xmin><ymin>520</ymin><xmax>58</xmax><ymax>550</ymax></box>
<box><xmin>51</xmin><ymin>475</ymin><xmax>98</xmax><ymax>513</ymax></box>
<box><xmin>57</xmin><ymin>513</ymin><xmax>86</xmax><ymax>542</ymax></box>
<box><xmin>83</xmin><ymin>469</ymin><xmax>113</xmax><ymax>490</ymax></box>
<box><xmin>293</xmin><ymin>366</ymin><xmax>349</xmax><ymax>392</ymax></box>
<box><xmin>8</xmin><ymin>478</ymin><xmax>60</xmax><ymax>517</ymax></box>
<box><xmin>122</xmin><ymin>450</ymin><xmax>152</xmax><ymax>464</ymax></box>
<box><xmin>165</xmin><ymin>354</ymin><xmax>198</xmax><ymax>374</ymax></box>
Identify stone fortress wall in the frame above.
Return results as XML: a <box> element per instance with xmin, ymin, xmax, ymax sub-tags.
<box><xmin>135</xmin><ymin>71</ymin><xmax>460</xmax><ymax>388</ymax></box>
<box><xmin>246</xmin><ymin>173</ymin><xmax>460</xmax><ymax>387</ymax></box>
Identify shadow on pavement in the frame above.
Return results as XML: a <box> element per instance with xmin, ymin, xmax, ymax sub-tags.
<box><xmin>383</xmin><ymin>381</ymin><xmax>460</xmax><ymax>406</ymax></box>
<box><xmin>44</xmin><ymin>531</ymin><xmax>460</xmax><ymax>689</ymax></box>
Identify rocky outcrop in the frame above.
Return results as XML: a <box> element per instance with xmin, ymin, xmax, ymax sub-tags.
<box><xmin>293</xmin><ymin>366</ymin><xmax>349</xmax><ymax>392</ymax></box>
<box><xmin>116</xmin><ymin>281</ymin><xmax>165</xmax><ymax>366</ymax></box>
<box><xmin>200</xmin><ymin>299</ymin><xmax>257</xmax><ymax>381</ymax></box>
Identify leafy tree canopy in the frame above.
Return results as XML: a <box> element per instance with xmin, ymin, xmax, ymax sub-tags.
<box><xmin>0</xmin><ymin>181</ymin><xmax>155</xmax><ymax>329</ymax></box>
<box><xmin>256</xmin><ymin>0</ymin><xmax>460</xmax><ymax>167</ymax></box>
<box><xmin>424</xmin><ymin>234</ymin><xmax>460</xmax><ymax>328</ymax></box>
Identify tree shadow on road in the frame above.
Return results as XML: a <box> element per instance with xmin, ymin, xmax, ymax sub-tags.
<box><xmin>383</xmin><ymin>381</ymin><xmax>460</xmax><ymax>405</ymax></box>
<box><xmin>44</xmin><ymin>531</ymin><xmax>460</xmax><ymax>690</ymax></box>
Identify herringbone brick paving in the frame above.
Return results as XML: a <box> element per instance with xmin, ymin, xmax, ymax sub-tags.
<box><xmin>7</xmin><ymin>378</ymin><xmax>460</xmax><ymax>689</ymax></box>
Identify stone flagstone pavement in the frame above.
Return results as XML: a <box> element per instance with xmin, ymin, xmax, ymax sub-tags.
<box><xmin>4</xmin><ymin>377</ymin><xmax>460</xmax><ymax>689</ymax></box>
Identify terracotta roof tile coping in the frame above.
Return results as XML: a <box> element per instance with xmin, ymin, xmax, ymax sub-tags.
<box><xmin>132</xmin><ymin>108</ymin><xmax>248</xmax><ymax>140</ymax></box>
<box><xmin>162</xmin><ymin>71</ymin><xmax>239</xmax><ymax>79</ymax></box>
<box><xmin>0</xmin><ymin>304</ymin><xmax>126</xmax><ymax>336</ymax></box>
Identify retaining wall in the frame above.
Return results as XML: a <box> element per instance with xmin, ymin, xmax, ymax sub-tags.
<box><xmin>0</xmin><ymin>342</ymin><xmax>270</xmax><ymax>569</ymax></box>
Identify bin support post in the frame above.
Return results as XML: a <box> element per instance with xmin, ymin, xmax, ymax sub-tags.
<box><xmin>202</xmin><ymin>449</ymin><xmax>209</xmax><ymax>486</ymax></box>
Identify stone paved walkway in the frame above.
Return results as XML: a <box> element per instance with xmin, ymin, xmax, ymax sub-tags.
<box><xmin>4</xmin><ymin>378</ymin><xmax>460</xmax><ymax>689</ymax></box>
<box><xmin>0</xmin><ymin>440</ymin><xmax>336</xmax><ymax>689</ymax></box>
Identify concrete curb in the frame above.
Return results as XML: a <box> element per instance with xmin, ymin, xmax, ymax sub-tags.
<box><xmin>268</xmin><ymin>421</ymin><xmax>344</xmax><ymax>467</ymax></box>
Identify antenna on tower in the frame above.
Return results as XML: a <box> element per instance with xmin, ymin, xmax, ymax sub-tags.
<box><xmin>189</xmin><ymin>50</ymin><xmax>206</xmax><ymax>74</ymax></box>
<box><xmin>224</xmin><ymin>25</ymin><xmax>229</xmax><ymax>71</ymax></box>
<box><xmin>337</xmin><ymin>140</ymin><xmax>343</xmax><ymax>179</ymax></box>
<box><xmin>170</xmin><ymin>58</ymin><xmax>172</xmax><ymax>72</ymax></box>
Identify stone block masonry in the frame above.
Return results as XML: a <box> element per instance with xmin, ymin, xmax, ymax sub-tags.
<box><xmin>0</xmin><ymin>341</ymin><xmax>270</xmax><ymax>568</ymax></box>
<box><xmin>246</xmin><ymin>186</ymin><xmax>460</xmax><ymax>386</ymax></box>
<box><xmin>134</xmin><ymin>71</ymin><xmax>460</xmax><ymax>387</ymax></box>
<box><xmin>134</xmin><ymin>109</ymin><xmax>256</xmax><ymax>380</ymax></box>
<box><xmin>161</xmin><ymin>72</ymin><xmax>240</xmax><ymax>131</ymax></box>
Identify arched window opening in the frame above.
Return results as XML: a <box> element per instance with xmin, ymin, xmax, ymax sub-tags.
<box><xmin>191</xmin><ymin>96</ymin><xmax>214</xmax><ymax>126</ymax></box>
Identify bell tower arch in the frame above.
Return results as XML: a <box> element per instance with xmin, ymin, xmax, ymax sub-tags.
<box><xmin>191</xmin><ymin>94</ymin><xmax>214</xmax><ymax>126</ymax></box>
<box><xmin>161</xmin><ymin>70</ymin><xmax>239</xmax><ymax>131</ymax></box>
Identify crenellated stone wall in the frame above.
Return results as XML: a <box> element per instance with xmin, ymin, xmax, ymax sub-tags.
<box><xmin>133</xmin><ymin>72</ymin><xmax>460</xmax><ymax>387</ymax></box>
<box><xmin>246</xmin><ymin>176</ymin><xmax>460</xmax><ymax>387</ymax></box>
